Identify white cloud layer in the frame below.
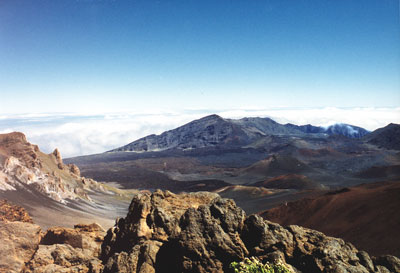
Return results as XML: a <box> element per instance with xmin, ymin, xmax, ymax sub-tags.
<box><xmin>0</xmin><ymin>107</ymin><xmax>399</xmax><ymax>158</ymax></box>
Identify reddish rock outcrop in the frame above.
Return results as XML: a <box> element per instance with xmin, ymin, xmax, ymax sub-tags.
<box><xmin>0</xmin><ymin>202</ymin><xmax>41</xmax><ymax>273</ymax></box>
<box><xmin>0</xmin><ymin>132</ymin><xmax>105</xmax><ymax>203</ymax></box>
<box><xmin>0</xmin><ymin>199</ymin><xmax>33</xmax><ymax>223</ymax></box>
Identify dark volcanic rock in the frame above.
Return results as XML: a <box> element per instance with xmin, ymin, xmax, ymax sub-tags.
<box><xmin>157</xmin><ymin>198</ymin><xmax>248</xmax><ymax>272</ymax></box>
<box><xmin>100</xmin><ymin>190</ymin><xmax>221</xmax><ymax>272</ymax></box>
<box><xmin>100</xmin><ymin>190</ymin><xmax>399</xmax><ymax>273</ymax></box>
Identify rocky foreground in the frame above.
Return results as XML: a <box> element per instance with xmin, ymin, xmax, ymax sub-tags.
<box><xmin>1</xmin><ymin>191</ymin><xmax>400</xmax><ymax>273</ymax></box>
<box><xmin>0</xmin><ymin>199</ymin><xmax>106</xmax><ymax>273</ymax></box>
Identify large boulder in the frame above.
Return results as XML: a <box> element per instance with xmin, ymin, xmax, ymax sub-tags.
<box><xmin>24</xmin><ymin>223</ymin><xmax>105</xmax><ymax>273</ymax></box>
<box><xmin>100</xmin><ymin>190</ymin><xmax>219</xmax><ymax>256</ymax></box>
<box><xmin>24</xmin><ymin>243</ymin><xmax>103</xmax><ymax>273</ymax></box>
<box><xmin>100</xmin><ymin>190</ymin><xmax>400</xmax><ymax>273</ymax></box>
<box><xmin>155</xmin><ymin>198</ymin><xmax>248</xmax><ymax>272</ymax></box>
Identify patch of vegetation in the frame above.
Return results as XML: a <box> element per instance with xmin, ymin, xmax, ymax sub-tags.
<box><xmin>229</xmin><ymin>257</ymin><xmax>290</xmax><ymax>273</ymax></box>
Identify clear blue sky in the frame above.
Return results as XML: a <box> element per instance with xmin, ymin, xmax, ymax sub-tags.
<box><xmin>0</xmin><ymin>0</ymin><xmax>399</xmax><ymax>114</ymax></box>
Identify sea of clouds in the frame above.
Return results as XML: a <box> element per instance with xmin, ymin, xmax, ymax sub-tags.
<box><xmin>0</xmin><ymin>107</ymin><xmax>399</xmax><ymax>158</ymax></box>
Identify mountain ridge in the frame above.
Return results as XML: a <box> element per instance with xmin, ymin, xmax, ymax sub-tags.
<box><xmin>109</xmin><ymin>114</ymin><xmax>370</xmax><ymax>153</ymax></box>
<box><xmin>364</xmin><ymin>123</ymin><xmax>400</xmax><ymax>150</ymax></box>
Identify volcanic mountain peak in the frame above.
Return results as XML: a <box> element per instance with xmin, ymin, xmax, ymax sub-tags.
<box><xmin>364</xmin><ymin>123</ymin><xmax>400</xmax><ymax>150</ymax></box>
<box><xmin>109</xmin><ymin>115</ymin><xmax>371</xmax><ymax>153</ymax></box>
<box><xmin>109</xmin><ymin>114</ymin><xmax>249</xmax><ymax>152</ymax></box>
<box><xmin>197</xmin><ymin>113</ymin><xmax>224</xmax><ymax>121</ymax></box>
<box><xmin>0</xmin><ymin>132</ymin><xmax>104</xmax><ymax>203</ymax></box>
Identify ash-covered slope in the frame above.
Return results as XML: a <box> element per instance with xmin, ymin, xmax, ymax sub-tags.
<box><xmin>364</xmin><ymin>123</ymin><xmax>400</xmax><ymax>150</ymax></box>
<box><xmin>254</xmin><ymin>174</ymin><xmax>323</xmax><ymax>190</ymax></box>
<box><xmin>109</xmin><ymin>114</ymin><xmax>370</xmax><ymax>153</ymax></box>
<box><xmin>100</xmin><ymin>190</ymin><xmax>400</xmax><ymax>273</ymax></box>
<box><xmin>0</xmin><ymin>132</ymin><xmax>103</xmax><ymax>203</ymax></box>
<box><xmin>261</xmin><ymin>180</ymin><xmax>400</xmax><ymax>257</ymax></box>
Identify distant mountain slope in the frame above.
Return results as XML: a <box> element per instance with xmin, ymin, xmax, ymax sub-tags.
<box><xmin>260</xmin><ymin>180</ymin><xmax>400</xmax><ymax>257</ymax></box>
<box><xmin>284</xmin><ymin>123</ymin><xmax>325</xmax><ymax>134</ymax></box>
<box><xmin>364</xmin><ymin>123</ymin><xmax>400</xmax><ymax>150</ymax></box>
<box><xmin>323</xmin><ymin>123</ymin><xmax>369</xmax><ymax>138</ymax></box>
<box><xmin>110</xmin><ymin>114</ymin><xmax>369</xmax><ymax>153</ymax></box>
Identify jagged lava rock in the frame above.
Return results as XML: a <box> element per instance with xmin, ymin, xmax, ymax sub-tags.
<box><xmin>100</xmin><ymin>190</ymin><xmax>220</xmax><ymax>265</ymax></box>
<box><xmin>100</xmin><ymin>190</ymin><xmax>400</xmax><ymax>273</ymax></box>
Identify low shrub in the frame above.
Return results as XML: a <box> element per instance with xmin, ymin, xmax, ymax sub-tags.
<box><xmin>229</xmin><ymin>257</ymin><xmax>290</xmax><ymax>273</ymax></box>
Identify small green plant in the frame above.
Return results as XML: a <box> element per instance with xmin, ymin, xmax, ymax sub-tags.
<box><xmin>229</xmin><ymin>257</ymin><xmax>290</xmax><ymax>273</ymax></box>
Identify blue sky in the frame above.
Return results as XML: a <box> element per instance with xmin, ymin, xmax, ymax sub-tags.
<box><xmin>1</xmin><ymin>0</ymin><xmax>399</xmax><ymax>114</ymax></box>
<box><xmin>1</xmin><ymin>0</ymin><xmax>400</xmax><ymax>157</ymax></box>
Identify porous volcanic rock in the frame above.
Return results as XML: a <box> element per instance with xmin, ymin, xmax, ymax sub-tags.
<box><xmin>0</xmin><ymin>221</ymin><xmax>42</xmax><ymax>273</ymax></box>
<box><xmin>24</xmin><ymin>243</ymin><xmax>103</xmax><ymax>273</ymax></box>
<box><xmin>0</xmin><ymin>199</ymin><xmax>33</xmax><ymax>223</ymax></box>
<box><xmin>100</xmin><ymin>190</ymin><xmax>221</xmax><ymax>272</ymax></box>
<box><xmin>24</xmin><ymin>223</ymin><xmax>106</xmax><ymax>273</ymax></box>
<box><xmin>100</xmin><ymin>190</ymin><xmax>400</xmax><ymax>273</ymax></box>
